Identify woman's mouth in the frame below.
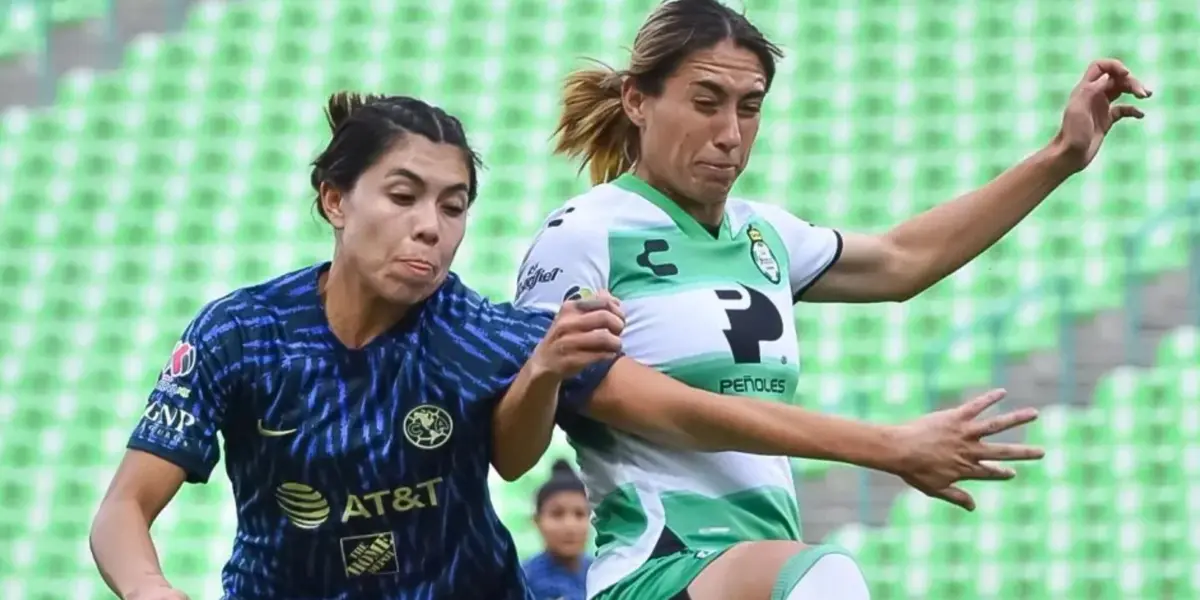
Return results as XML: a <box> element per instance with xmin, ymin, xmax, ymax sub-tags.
<box><xmin>397</xmin><ymin>259</ymin><xmax>435</xmax><ymax>276</ymax></box>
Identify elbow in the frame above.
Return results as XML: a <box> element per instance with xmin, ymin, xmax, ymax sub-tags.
<box><xmin>877</xmin><ymin>239</ymin><xmax>930</xmax><ymax>303</ymax></box>
<box><xmin>494</xmin><ymin>462</ymin><xmax>528</xmax><ymax>483</ymax></box>
<box><xmin>490</xmin><ymin>445</ymin><xmax>540</xmax><ymax>483</ymax></box>
<box><xmin>885</xmin><ymin>284</ymin><xmax>921</xmax><ymax>304</ymax></box>
<box><xmin>88</xmin><ymin>502</ymin><xmax>113</xmax><ymax>565</ymax></box>
<box><xmin>89</xmin><ymin>502</ymin><xmax>106</xmax><ymax>544</ymax></box>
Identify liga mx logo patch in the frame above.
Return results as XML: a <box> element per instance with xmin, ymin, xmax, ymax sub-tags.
<box><xmin>162</xmin><ymin>341</ymin><xmax>197</xmax><ymax>379</ymax></box>
<box><xmin>746</xmin><ymin>225</ymin><xmax>781</xmax><ymax>284</ymax></box>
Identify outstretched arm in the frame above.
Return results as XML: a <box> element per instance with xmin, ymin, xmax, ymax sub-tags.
<box><xmin>586</xmin><ymin>358</ymin><xmax>1043</xmax><ymax>510</ymax></box>
<box><xmin>590</xmin><ymin>359</ymin><xmax>897</xmax><ymax>466</ymax></box>
<box><xmin>801</xmin><ymin>59</ymin><xmax>1151</xmax><ymax>304</ymax></box>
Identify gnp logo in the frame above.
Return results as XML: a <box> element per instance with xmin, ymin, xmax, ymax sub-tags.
<box><xmin>162</xmin><ymin>341</ymin><xmax>197</xmax><ymax>379</ymax></box>
<box><xmin>141</xmin><ymin>401</ymin><xmax>197</xmax><ymax>433</ymax></box>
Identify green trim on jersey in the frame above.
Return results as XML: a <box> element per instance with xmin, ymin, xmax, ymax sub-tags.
<box><xmin>661</xmin><ymin>486</ymin><xmax>802</xmax><ymax>547</ymax></box>
<box><xmin>591</xmin><ymin>484</ymin><xmax>803</xmax><ymax>555</ymax></box>
<box><xmin>613</xmin><ymin>173</ymin><xmax>733</xmax><ymax>241</ymax></box>
<box><xmin>608</xmin><ymin>226</ymin><xmax>789</xmax><ymax>302</ymax></box>
<box><xmin>593</xmin><ymin>484</ymin><xmax>649</xmax><ymax>555</ymax></box>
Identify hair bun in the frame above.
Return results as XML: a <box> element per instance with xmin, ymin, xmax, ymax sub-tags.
<box><xmin>550</xmin><ymin>459</ymin><xmax>575</xmax><ymax>477</ymax></box>
<box><xmin>324</xmin><ymin>91</ymin><xmax>386</xmax><ymax>133</ymax></box>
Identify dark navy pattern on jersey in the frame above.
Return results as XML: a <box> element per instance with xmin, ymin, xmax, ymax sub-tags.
<box><xmin>127</xmin><ymin>263</ymin><xmax>616</xmax><ymax>600</ymax></box>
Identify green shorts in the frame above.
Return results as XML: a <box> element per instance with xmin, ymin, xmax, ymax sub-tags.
<box><xmin>592</xmin><ymin>544</ymin><xmax>852</xmax><ymax>600</ymax></box>
<box><xmin>592</xmin><ymin>547</ymin><xmax>729</xmax><ymax>600</ymax></box>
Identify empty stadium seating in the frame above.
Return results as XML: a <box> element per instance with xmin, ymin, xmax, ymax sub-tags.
<box><xmin>830</xmin><ymin>327</ymin><xmax>1200</xmax><ymax>599</ymax></box>
<box><xmin>0</xmin><ymin>0</ymin><xmax>1196</xmax><ymax>598</ymax></box>
<box><xmin>0</xmin><ymin>0</ymin><xmax>108</xmax><ymax>58</ymax></box>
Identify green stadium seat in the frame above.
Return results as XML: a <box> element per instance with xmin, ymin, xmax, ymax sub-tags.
<box><xmin>0</xmin><ymin>0</ymin><xmax>109</xmax><ymax>60</ymax></box>
<box><xmin>1</xmin><ymin>0</ymin><xmax>1197</xmax><ymax>597</ymax></box>
<box><xmin>848</xmin><ymin>343</ymin><xmax>1200</xmax><ymax>599</ymax></box>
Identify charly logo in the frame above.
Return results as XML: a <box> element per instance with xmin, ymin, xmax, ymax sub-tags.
<box><xmin>746</xmin><ymin>225</ymin><xmax>781</xmax><ymax>284</ymax></box>
<box><xmin>403</xmin><ymin>405</ymin><xmax>453</xmax><ymax>449</ymax></box>
<box><xmin>517</xmin><ymin>263</ymin><xmax>564</xmax><ymax>296</ymax></box>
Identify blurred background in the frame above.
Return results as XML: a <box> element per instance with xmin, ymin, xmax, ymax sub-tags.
<box><xmin>0</xmin><ymin>0</ymin><xmax>1197</xmax><ymax>598</ymax></box>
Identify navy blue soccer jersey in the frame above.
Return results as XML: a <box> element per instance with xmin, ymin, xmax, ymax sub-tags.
<box><xmin>522</xmin><ymin>552</ymin><xmax>590</xmax><ymax>600</ymax></box>
<box><xmin>127</xmin><ymin>263</ymin><xmax>615</xmax><ymax>600</ymax></box>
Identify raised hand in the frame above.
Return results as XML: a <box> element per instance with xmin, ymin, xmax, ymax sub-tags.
<box><xmin>1054</xmin><ymin>58</ymin><xmax>1152</xmax><ymax>172</ymax></box>
<box><xmin>530</xmin><ymin>291</ymin><xmax>624</xmax><ymax>379</ymax></box>
<box><xmin>889</xmin><ymin>389</ymin><xmax>1044</xmax><ymax>511</ymax></box>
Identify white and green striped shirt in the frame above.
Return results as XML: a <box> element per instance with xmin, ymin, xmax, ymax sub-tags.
<box><xmin>513</xmin><ymin>173</ymin><xmax>841</xmax><ymax>598</ymax></box>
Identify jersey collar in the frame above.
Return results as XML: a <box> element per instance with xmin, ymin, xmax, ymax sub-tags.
<box><xmin>613</xmin><ymin>173</ymin><xmax>733</xmax><ymax>241</ymax></box>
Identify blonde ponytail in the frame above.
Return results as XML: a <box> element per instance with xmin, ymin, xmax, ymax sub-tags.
<box><xmin>553</xmin><ymin>64</ymin><xmax>639</xmax><ymax>186</ymax></box>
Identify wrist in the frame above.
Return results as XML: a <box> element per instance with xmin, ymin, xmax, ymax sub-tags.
<box><xmin>1042</xmin><ymin>135</ymin><xmax>1086</xmax><ymax>178</ymax></box>
<box><xmin>526</xmin><ymin>356</ymin><xmax>565</xmax><ymax>387</ymax></box>
<box><xmin>873</xmin><ymin>424</ymin><xmax>912</xmax><ymax>475</ymax></box>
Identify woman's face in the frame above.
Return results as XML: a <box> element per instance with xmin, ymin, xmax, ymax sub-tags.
<box><xmin>534</xmin><ymin>490</ymin><xmax>590</xmax><ymax>559</ymax></box>
<box><xmin>319</xmin><ymin>134</ymin><xmax>471</xmax><ymax>305</ymax></box>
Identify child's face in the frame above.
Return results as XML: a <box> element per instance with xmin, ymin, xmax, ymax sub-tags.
<box><xmin>534</xmin><ymin>490</ymin><xmax>590</xmax><ymax>559</ymax></box>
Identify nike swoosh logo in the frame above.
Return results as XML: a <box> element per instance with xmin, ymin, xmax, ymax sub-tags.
<box><xmin>257</xmin><ymin>420</ymin><xmax>297</xmax><ymax>437</ymax></box>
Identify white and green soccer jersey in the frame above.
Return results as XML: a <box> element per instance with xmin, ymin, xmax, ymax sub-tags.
<box><xmin>513</xmin><ymin>173</ymin><xmax>842</xmax><ymax>598</ymax></box>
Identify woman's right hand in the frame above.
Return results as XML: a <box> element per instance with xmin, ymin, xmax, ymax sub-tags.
<box><xmin>890</xmin><ymin>389</ymin><xmax>1045</xmax><ymax>511</ymax></box>
<box><xmin>530</xmin><ymin>290</ymin><xmax>625</xmax><ymax>379</ymax></box>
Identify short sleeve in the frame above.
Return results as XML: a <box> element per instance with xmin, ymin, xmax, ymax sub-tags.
<box><xmin>126</xmin><ymin>295</ymin><xmax>245</xmax><ymax>484</ymax></box>
<box><xmin>513</xmin><ymin>204</ymin><xmax>611</xmax><ymax>313</ymax></box>
<box><xmin>480</xmin><ymin>305</ymin><xmax>618</xmax><ymax>418</ymax></box>
<box><xmin>750</xmin><ymin>202</ymin><xmax>844</xmax><ymax>302</ymax></box>
<box><xmin>509</xmin><ymin>205</ymin><xmax>615</xmax><ymax>418</ymax></box>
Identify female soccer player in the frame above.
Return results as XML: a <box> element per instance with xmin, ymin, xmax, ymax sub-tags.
<box><xmin>523</xmin><ymin>460</ymin><xmax>591</xmax><ymax>600</ymax></box>
<box><xmin>515</xmin><ymin>1</ymin><xmax>1152</xmax><ymax>599</ymax></box>
<box><xmin>89</xmin><ymin>93</ymin><xmax>628</xmax><ymax>600</ymax></box>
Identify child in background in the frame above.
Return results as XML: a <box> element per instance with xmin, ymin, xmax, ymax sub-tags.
<box><xmin>523</xmin><ymin>460</ymin><xmax>591</xmax><ymax>600</ymax></box>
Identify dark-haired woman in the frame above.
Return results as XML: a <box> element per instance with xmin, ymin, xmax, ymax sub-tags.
<box><xmin>523</xmin><ymin>460</ymin><xmax>591</xmax><ymax>600</ymax></box>
<box><xmin>88</xmin><ymin>92</ymin><xmax>627</xmax><ymax>600</ymax></box>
